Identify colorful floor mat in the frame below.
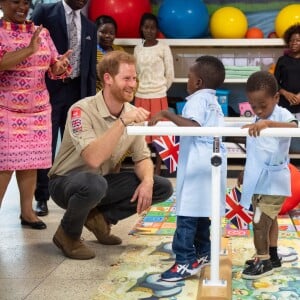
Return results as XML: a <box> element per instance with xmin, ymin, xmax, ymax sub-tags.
<box><xmin>289</xmin><ymin>209</ymin><xmax>300</xmax><ymax>237</ymax></box>
<box><xmin>129</xmin><ymin>194</ymin><xmax>176</xmax><ymax>235</ymax></box>
<box><xmin>91</xmin><ymin>235</ymin><xmax>199</xmax><ymax>300</ymax></box>
<box><xmin>92</xmin><ymin>234</ymin><xmax>300</xmax><ymax>300</ymax></box>
<box><xmin>224</xmin><ymin>213</ymin><xmax>299</xmax><ymax>239</ymax></box>
<box><xmin>231</xmin><ymin>237</ymin><xmax>300</xmax><ymax>299</ymax></box>
<box><xmin>122</xmin><ymin>194</ymin><xmax>300</xmax><ymax>299</ymax></box>
<box><xmin>130</xmin><ymin>194</ymin><xmax>300</xmax><ymax>238</ymax></box>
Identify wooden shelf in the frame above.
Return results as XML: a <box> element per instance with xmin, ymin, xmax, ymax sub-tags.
<box><xmin>116</xmin><ymin>39</ymin><xmax>284</xmax><ymax>85</ymax></box>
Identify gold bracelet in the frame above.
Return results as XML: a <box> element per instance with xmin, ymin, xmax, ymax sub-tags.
<box><xmin>119</xmin><ymin>117</ymin><xmax>127</xmax><ymax>127</ymax></box>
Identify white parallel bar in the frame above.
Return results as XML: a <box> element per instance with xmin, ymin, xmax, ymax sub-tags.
<box><xmin>127</xmin><ymin>123</ymin><xmax>300</xmax><ymax>287</ymax></box>
<box><xmin>204</xmin><ymin>161</ymin><xmax>226</xmax><ymax>287</ymax></box>
<box><xmin>127</xmin><ymin>125</ymin><xmax>300</xmax><ymax>137</ymax></box>
<box><xmin>142</xmin><ymin>120</ymin><xmax>252</xmax><ymax>127</ymax></box>
<box><xmin>173</xmin><ymin>77</ymin><xmax>248</xmax><ymax>84</ymax></box>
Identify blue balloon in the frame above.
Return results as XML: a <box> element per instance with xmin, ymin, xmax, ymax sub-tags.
<box><xmin>158</xmin><ymin>0</ymin><xmax>209</xmax><ymax>38</ymax></box>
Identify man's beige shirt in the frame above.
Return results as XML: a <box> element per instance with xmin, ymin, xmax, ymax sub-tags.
<box><xmin>49</xmin><ymin>92</ymin><xmax>151</xmax><ymax>177</ymax></box>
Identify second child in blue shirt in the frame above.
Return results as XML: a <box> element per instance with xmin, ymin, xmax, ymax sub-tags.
<box><xmin>240</xmin><ymin>71</ymin><xmax>298</xmax><ymax>280</ymax></box>
<box><xmin>149</xmin><ymin>56</ymin><xmax>227</xmax><ymax>281</ymax></box>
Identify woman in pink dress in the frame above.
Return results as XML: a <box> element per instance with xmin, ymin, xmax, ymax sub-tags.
<box><xmin>0</xmin><ymin>0</ymin><xmax>71</xmax><ymax>229</ymax></box>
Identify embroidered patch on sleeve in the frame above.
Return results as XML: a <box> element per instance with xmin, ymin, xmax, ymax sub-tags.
<box><xmin>71</xmin><ymin>107</ymin><xmax>82</xmax><ymax>133</ymax></box>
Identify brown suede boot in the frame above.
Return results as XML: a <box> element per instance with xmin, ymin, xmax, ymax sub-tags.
<box><xmin>53</xmin><ymin>225</ymin><xmax>95</xmax><ymax>260</ymax></box>
<box><xmin>85</xmin><ymin>208</ymin><xmax>122</xmax><ymax>245</ymax></box>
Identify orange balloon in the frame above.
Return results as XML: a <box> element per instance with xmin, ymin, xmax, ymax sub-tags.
<box><xmin>268</xmin><ymin>64</ymin><xmax>275</xmax><ymax>74</ymax></box>
<box><xmin>245</xmin><ymin>27</ymin><xmax>264</xmax><ymax>38</ymax></box>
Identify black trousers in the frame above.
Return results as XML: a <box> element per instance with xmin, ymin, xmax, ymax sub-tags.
<box><xmin>48</xmin><ymin>171</ymin><xmax>173</xmax><ymax>238</ymax></box>
<box><xmin>35</xmin><ymin>78</ymin><xmax>81</xmax><ymax>202</ymax></box>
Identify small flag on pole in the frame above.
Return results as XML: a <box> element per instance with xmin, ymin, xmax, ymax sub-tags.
<box><xmin>225</xmin><ymin>186</ymin><xmax>253</xmax><ymax>229</ymax></box>
<box><xmin>152</xmin><ymin>136</ymin><xmax>180</xmax><ymax>173</ymax></box>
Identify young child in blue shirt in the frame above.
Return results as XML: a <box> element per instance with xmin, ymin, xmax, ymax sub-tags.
<box><xmin>148</xmin><ymin>56</ymin><xmax>227</xmax><ymax>281</ymax></box>
<box><xmin>240</xmin><ymin>71</ymin><xmax>298</xmax><ymax>280</ymax></box>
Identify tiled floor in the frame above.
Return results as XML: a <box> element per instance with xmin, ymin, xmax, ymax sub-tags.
<box><xmin>0</xmin><ymin>173</ymin><xmax>237</xmax><ymax>300</ymax></box>
<box><xmin>0</xmin><ymin>174</ymin><xmax>141</xmax><ymax>300</ymax></box>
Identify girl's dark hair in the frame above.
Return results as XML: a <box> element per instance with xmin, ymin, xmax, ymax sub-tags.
<box><xmin>139</xmin><ymin>12</ymin><xmax>158</xmax><ymax>39</ymax></box>
<box><xmin>194</xmin><ymin>56</ymin><xmax>225</xmax><ymax>89</ymax></box>
<box><xmin>283</xmin><ymin>23</ymin><xmax>300</xmax><ymax>45</ymax></box>
<box><xmin>95</xmin><ymin>15</ymin><xmax>118</xmax><ymax>32</ymax></box>
<box><xmin>246</xmin><ymin>71</ymin><xmax>278</xmax><ymax>96</ymax></box>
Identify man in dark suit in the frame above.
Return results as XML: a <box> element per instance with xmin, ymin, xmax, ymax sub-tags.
<box><xmin>31</xmin><ymin>0</ymin><xmax>97</xmax><ymax>216</ymax></box>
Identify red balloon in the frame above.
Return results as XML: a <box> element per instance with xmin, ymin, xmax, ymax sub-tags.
<box><xmin>268</xmin><ymin>31</ymin><xmax>278</xmax><ymax>38</ymax></box>
<box><xmin>245</xmin><ymin>27</ymin><xmax>264</xmax><ymax>39</ymax></box>
<box><xmin>157</xmin><ymin>31</ymin><xmax>166</xmax><ymax>39</ymax></box>
<box><xmin>88</xmin><ymin>0</ymin><xmax>152</xmax><ymax>38</ymax></box>
<box><xmin>279</xmin><ymin>164</ymin><xmax>300</xmax><ymax>215</ymax></box>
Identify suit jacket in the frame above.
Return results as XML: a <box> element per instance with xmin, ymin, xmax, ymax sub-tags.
<box><xmin>31</xmin><ymin>1</ymin><xmax>97</xmax><ymax>101</ymax></box>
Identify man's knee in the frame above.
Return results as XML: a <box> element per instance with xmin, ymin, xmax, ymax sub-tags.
<box><xmin>153</xmin><ymin>176</ymin><xmax>173</xmax><ymax>202</ymax></box>
<box><xmin>76</xmin><ymin>172</ymin><xmax>108</xmax><ymax>204</ymax></box>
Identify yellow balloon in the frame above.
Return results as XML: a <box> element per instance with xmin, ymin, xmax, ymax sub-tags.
<box><xmin>275</xmin><ymin>4</ymin><xmax>300</xmax><ymax>38</ymax></box>
<box><xmin>210</xmin><ymin>6</ymin><xmax>248</xmax><ymax>38</ymax></box>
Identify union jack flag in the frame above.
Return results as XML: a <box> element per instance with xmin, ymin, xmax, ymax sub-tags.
<box><xmin>225</xmin><ymin>186</ymin><xmax>253</xmax><ymax>229</ymax></box>
<box><xmin>152</xmin><ymin>136</ymin><xmax>180</xmax><ymax>173</ymax></box>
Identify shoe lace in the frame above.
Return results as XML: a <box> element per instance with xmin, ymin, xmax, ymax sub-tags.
<box><xmin>198</xmin><ymin>255</ymin><xmax>209</xmax><ymax>265</ymax></box>
<box><xmin>173</xmin><ymin>263</ymin><xmax>194</xmax><ymax>275</ymax></box>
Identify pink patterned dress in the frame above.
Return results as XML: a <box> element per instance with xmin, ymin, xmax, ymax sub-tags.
<box><xmin>0</xmin><ymin>20</ymin><xmax>67</xmax><ymax>170</ymax></box>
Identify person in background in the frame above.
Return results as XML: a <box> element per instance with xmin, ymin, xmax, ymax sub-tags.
<box><xmin>134</xmin><ymin>12</ymin><xmax>174</xmax><ymax>175</ymax></box>
<box><xmin>149</xmin><ymin>56</ymin><xmax>227</xmax><ymax>281</ymax></box>
<box><xmin>48</xmin><ymin>51</ymin><xmax>173</xmax><ymax>260</ymax></box>
<box><xmin>95</xmin><ymin>14</ymin><xmax>124</xmax><ymax>92</ymax></box>
<box><xmin>274</xmin><ymin>24</ymin><xmax>300</xmax><ymax>119</ymax></box>
<box><xmin>31</xmin><ymin>0</ymin><xmax>97</xmax><ymax>217</ymax></box>
<box><xmin>0</xmin><ymin>0</ymin><xmax>71</xmax><ymax>229</ymax></box>
<box><xmin>271</xmin><ymin>25</ymin><xmax>300</xmax><ymax>269</ymax></box>
<box><xmin>240</xmin><ymin>71</ymin><xmax>298</xmax><ymax>280</ymax></box>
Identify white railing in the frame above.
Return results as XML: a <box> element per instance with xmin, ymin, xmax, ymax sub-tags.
<box><xmin>127</xmin><ymin>124</ymin><xmax>300</xmax><ymax>138</ymax></box>
<box><xmin>127</xmin><ymin>122</ymin><xmax>300</xmax><ymax>287</ymax></box>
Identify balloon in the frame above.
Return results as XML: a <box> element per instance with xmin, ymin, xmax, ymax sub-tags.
<box><xmin>275</xmin><ymin>4</ymin><xmax>300</xmax><ymax>38</ymax></box>
<box><xmin>210</xmin><ymin>6</ymin><xmax>248</xmax><ymax>38</ymax></box>
<box><xmin>157</xmin><ymin>31</ymin><xmax>166</xmax><ymax>39</ymax></box>
<box><xmin>88</xmin><ymin>0</ymin><xmax>152</xmax><ymax>38</ymax></box>
<box><xmin>158</xmin><ymin>0</ymin><xmax>209</xmax><ymax>38</ymax></box>
<box><xmin>279</xmin><ymin>164</ymin><xmax>300</xmax><ymax>215</ymax></box>
<box><xmin>245</xmin><ymin>27</ymin><xmax>264</xmax><ymax>39</ymax></box>
<box><xmin>267</xmin><ymin>31</ymin><xmax>278</xmax><ymax>39</ymax></box>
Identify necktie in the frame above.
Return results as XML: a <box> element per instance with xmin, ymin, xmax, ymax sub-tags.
<box><xmin>69</xmin><ymin>11</ymin><xmax>80</xmax><ymax>78</ymax></box>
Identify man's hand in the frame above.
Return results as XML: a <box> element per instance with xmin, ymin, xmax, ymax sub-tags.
<box><xmin>130</xmin><ymin>180</ymin><xmax>154</xmax><ymax>215</ymax></box>
<box><xmin>121</xmin><ymin>107</ymin><xmax>150</xmax><ymax>125</ymax></box>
